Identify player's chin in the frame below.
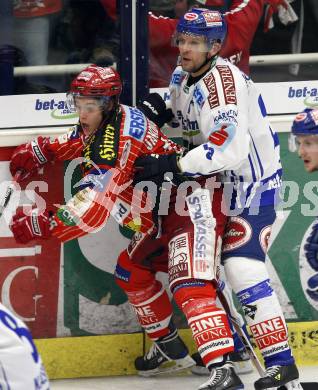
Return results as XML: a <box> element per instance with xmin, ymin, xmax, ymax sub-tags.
<box><xmin>180</xmin><ymin>59</ymin><xmax>193</xmax><ymax>71</ymax></box>
<box><xmin>304</xmin><ymin>163</ymin><xmax>316</xmax><ymax>173</ymax></box>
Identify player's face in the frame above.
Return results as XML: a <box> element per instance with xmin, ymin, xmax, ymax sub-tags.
<box><xmin>74</xmin><ymin>97</ymin><xmax>104</xmax><ymax>136</ymax></box>
<box><xmin>177</xmin><ymin>33</ymin><xmax>220</xmax><ymax>76</ymax></box>
<box><xmin>296</xmin><ymin>135</ymin><xmax>318</xmax><ymax>172</ymax></box>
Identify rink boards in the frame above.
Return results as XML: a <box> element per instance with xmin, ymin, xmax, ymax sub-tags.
<box><xmin>0</xmin><ymin>80</ymin><xmax>318</xmax><ymax>379</ymax></box>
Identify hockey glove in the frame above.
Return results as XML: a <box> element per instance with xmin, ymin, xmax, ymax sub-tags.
<box><xmin>138</xmin><ymin>93</ymin><xmax>174</xmax><ymax>128</ymax></box>
<box><xmin>304</xmin><ymin>221</ymin><xmax>318</xmax><ymax>271</ymax></box>
<box><xmin>10</xmin><ymin>208</ymin><xmax>52</xmax><ymax>244</ymax></box>
<box><xmin>133</xmin><ymin>153</ymin><xmax>184</xmax><ymax>187</ymax></box>
<box><xmin>10</xmin><ymin>137</ymin><xmax>54</xmax><ymax>181</ymax></box>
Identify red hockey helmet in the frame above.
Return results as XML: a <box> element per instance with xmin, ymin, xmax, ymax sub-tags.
<box><xmin>70</xmin><ymin>64</ymin><xmax>122</xmax><ymax>97</ymax></box>
<box><xmin>68</xmin><ymin>65</ymin><xmax>122</xmax><ymax>116</ymax></box>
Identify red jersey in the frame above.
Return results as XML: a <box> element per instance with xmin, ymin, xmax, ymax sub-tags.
<box><xmin>13</xmin><ymin>0</ymin><xmax>62</xmax><ymax>18</ymax></box>
<box><xmin>100</xmin><ymin>0</ymin><xmax>264</xmax><ymax>87</ymax></box>
<box><xmin>44</xmin><ymin>104</ymin><xmax>182</xmax><ymax>242</ymax></box>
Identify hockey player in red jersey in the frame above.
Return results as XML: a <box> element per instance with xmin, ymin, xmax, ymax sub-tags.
<box><xmin>9</xmin><ymin>65</ymin><xmax>242</xmax><ymax>386</ymax></box>
<box><xmin>9</xmin><ymin>64</ymin><xmax>180</xmax><ymax>242</ymax></box>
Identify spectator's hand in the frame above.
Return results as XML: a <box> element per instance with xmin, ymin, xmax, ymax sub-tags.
<box><xmin>138</xmin><ymin>93</ymin><xmax>174</xmax><ymax>128</ymax></box>
<box><xmin>264</xmin><ymin>0</ymin><xmax>288</xmax><ymax>13</ymax></box>
<box><xmin>10</xmin><ymin>137</ymin><xmax>53</xmax><ymax>181</ymax></box>
<box><xmin>10</xmin><ymin>208</ymin><xmax>52</xmax><ymax>244</ymax></box>
<box><xmin>134</xmin><ymin>153</ymin><xmax>182</xmax><ymax>187</ymax></box>
<box><xmin>264</xmin><ymin>0</ymin><xmax>289</xmax><ymax>32</ymax></box>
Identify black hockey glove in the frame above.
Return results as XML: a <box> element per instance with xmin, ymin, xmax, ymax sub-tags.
<box><xmin>133</xmin><ymin>153</ymin><xmax>184</xmax><ymax>187</ymax></box>
<box><xmin>138</xmin><ymin>93</ymin><xmax>174</xmax><ymax>128</ymax></box>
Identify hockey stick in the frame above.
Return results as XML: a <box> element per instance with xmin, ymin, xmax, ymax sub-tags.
<box><xmin>0</xmin><ymin>171</ymin><xmax>22</xmax><ymax>220</ymax></box>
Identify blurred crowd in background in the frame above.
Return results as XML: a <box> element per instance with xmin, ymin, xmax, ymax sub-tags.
<box><xmin>0</xmin><ymin>0</ymin><xmax>317</xmax><ymax>95</ymax></box>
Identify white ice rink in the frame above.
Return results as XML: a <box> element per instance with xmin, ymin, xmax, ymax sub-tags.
<box><xmin>51</xmin><ymin>366</ymin><xmax>317</xmax><ymax>390</ymax></box>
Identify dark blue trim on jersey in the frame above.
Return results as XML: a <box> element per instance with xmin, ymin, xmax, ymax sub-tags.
<box><xmin>258</xmin><ymin>95</ymin><xmax>267</xmax><ymax>117</ymax></box>
<box><xmin>248</xmin><ymin>154</ymin><xmax>257</xmax><ymax>182</ymax></box>
<box><xmin>251</xmin><ymin>137</ymin><xmax>264</xmax><ymax>177</ymax></box>
<box><xmin>269</xmin><ymin>126</ymin><xmax>280</xmax><ymax>148</ymax></box>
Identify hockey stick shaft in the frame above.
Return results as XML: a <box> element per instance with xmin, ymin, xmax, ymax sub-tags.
<box><xmin>0</xmin><ymin>171</ymin><xmax>22</xmax><ymax>219</ymax></box>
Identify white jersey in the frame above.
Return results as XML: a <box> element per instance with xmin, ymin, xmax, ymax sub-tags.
<box><xmin>169</xmin><ymin>57</ymin><xmax>282</xmax><ymax>209</ymax></box>
<box><xmin>0</xmin><ymin>303</ymin><xmax>50</xmax><ymax>390</ymax></box>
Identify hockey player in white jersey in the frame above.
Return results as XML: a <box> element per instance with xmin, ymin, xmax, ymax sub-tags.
<box><xmin>0</xmin><ymin>303</ymin><xmax>49</xmax><ymax>390</ymax></box>
<box><xmin>134</xmin><ymin>8</ymin><xmax>301</xmax><ymax>390</ymax></box>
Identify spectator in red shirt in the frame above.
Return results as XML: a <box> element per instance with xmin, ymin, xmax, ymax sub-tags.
<box><xmin>101</xmin><ymin>0</ymin><xmax>265</xmax><ymax>87</ymax></box>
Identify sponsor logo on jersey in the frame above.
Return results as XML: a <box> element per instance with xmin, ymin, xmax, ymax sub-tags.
<box><xmin>203</xmin><ymin>73</ymin><xmax>219</xmax><ymax>109</ymax></box>
<box><xmin>111</xmin><ymin>200</ymin><xmax>130</xmax><ymax>225</ymax></box>
<box><xmin>193</xmin><ymin>85</ymin><xmax>205</xmax><ymax>109</ymax></box>
<box><xmin>99</xmin><ymin>124</ymin><xmax>118</xmax><ymax>164</ymax></box>
<box><xmin>222</xmin><ymin>216</ymin><xmax>252</xmax><ymax>252</ymax></box>
<box><xmin>83</xmin><ymin>123</ymin><xmax>120</xmax><ymax>168</ymax></box>
<box><xmin>171</xmin><ymin>71</ymin><xmax>185</xmax><ymax>86</ymax></box>
<box><xmin>189</xmin><ymin>311</ymin><xmax>233</xmax><ymax>352</ymax></box>
<box><xmin>168</xmin><ymin>233</ymin><xmax>191</xmax><ymax>286</ymax></box>
<box><xmin>214</xmin><ymin>109</ymin><xmax>238</xmax><ymax>126</ymax></box>
<box><xmin>133</xmin><ymin>305</ymin><xmax>158</xmax><ymax>326</ymax></box>
<box><xmin>187</xmin><ymin>190</ymin><xmax>216</xmax><ymax>278</ymax></box>
<box><xmin>176</xmin><ymin>110</ymin><xmax>200</xmax><ymax>137</ymax></box>
<box><xmin>208</xmin><ymin>123</ymin><xmax>236</xmax><ymax>151</ymax></box>
<box><xmin>217</xmin><ymin>65</ymin><xmax>237</xmax><ymax>105</ymax></box>
<box><xmin>266</xmin><ymin>173</ymin><xmax>282</xmax><ymax>190</ymax></box>
<box><xmin>144</xmin><ymin>123</ymin><xmax>159</xmax><ymax>150</ymax></box>
<box><xmin>83</xmin><ymin>134</ymin><xmax>96</xmax><ymax>170</ymax></box>
<box><xmin>250</xmin><ymin>316</ymin><xmax>288</xmax><ymax>352</ymax></box>
<box><xmin>259</xmin><ymin>225</ymin><xmax>272</xmax><ymax>253</ymax></box>
<box><xmin>209</xmin><ymin>125</ymin><xmax>229</xmax><ymax>146</ymax></box>
<box><xmin>124</xmin><ymin>107</ymin><xmax>146</xmax><ymax>141</ymax></box>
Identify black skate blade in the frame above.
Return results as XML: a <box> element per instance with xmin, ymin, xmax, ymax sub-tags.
<box><xmin>278</xmin><ymin>383</ymin><xmax>318</xmax><ymax>390</ymax></box>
